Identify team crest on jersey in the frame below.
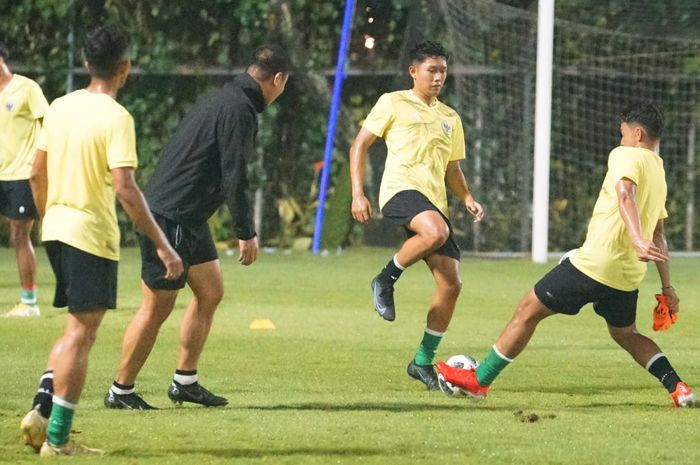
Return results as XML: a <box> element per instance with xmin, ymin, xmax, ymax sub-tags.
<box><xmin>441</xmin><ymin>119</ymin><xmax>452</xmax><ymax>135</ymax></box>
<box><xmin>4</xmin><ymin>100</ymin><xmax>16</xmax><ymax>112</ymax></box>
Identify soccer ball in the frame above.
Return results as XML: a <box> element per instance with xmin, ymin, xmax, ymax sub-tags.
<box><xmin>437</xmin><ymin>354</ymin><xmax>479</xmax><ymax>397</ymax></box>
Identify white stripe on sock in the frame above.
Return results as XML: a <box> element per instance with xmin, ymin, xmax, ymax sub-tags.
<box><xmin>110</xmin><ymin>385</ymin><xmax>135</xmax><ymax>396</ymax></box>
<box><xmin>393</xmin><ymin>255</ymin><xmax>406</xmax><ymax>271</ymax></box>
<box><xmin>645</xmin><ymin>352</ymin><xmax>665</xmax><ymax>371</ymax></box>
<box><xmin>492</xmin><ymin>344</ymin><xmax>514</xmax><ymax>363</ymax></box>
<box><xmin>424</xmin><ymin>327</ymin><xmax>444</xmax><ymax>337</ymax></box>
<box><xmin>173</xmin><ymin>373</ymin><xmax>198</xmax><ymax>385</ymax></box>
<box><xmin>40</xmin><ymin>372</ymin><xmax>54</xmax><ymax>381</ymax></box>
<box><xmin>52</xmin><ymin>396</ymin><xmax>77</xmax><ymax>410</ymax></box>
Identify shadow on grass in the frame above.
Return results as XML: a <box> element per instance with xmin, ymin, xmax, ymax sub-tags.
<box><xmin>109</xmin><ymin>446</ymin><xmax>386</xmax><ymax>459</ymax></box>
<box><xmin>240</xmin><ymin>401</ymin><xmax>483</xmax><ymax>412</ymax></box>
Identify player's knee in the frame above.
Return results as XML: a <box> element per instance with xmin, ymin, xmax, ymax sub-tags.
<box><xmin>423</xmin><ymin>225</ymin><xmax>449</xmax><ymax>249</ymax></box>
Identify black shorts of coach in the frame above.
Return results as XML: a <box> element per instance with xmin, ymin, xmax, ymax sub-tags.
<box><xmin>45</xmin><ymin>241</ymin><xmax>118</xmax><ymax>313</ymax></box>
<box><xmin>139</xmin><ymin>212</ymin><xmax>218</xmax><ymax>290</ymax></box>
<box><xmin>381</xmin><ymin>189</ymin><xmax>461</xmax><ymax>261</ymax></box>
<box><xmin>0</xmin><ymin>179</ymin><xmax>37</xmax><ymax>220</ymax></box>
<box><xmin>534</xmin><ymin>258</ymin><xmax>639</xmax><ymax>328</ymax></box>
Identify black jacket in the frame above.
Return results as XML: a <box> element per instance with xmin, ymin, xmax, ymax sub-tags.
<box><xmin>145</xmin><ymin>73</ymin><xmax>265</xmax><ymax>240</ymax></box>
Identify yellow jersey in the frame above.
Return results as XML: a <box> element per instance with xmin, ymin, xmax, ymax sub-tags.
<box><xmin>37</xmin><ymin>89</ymin><xmax>138</xmax><ymax>260</ymax></box>
<box><xmin>0</xmin><ymin>74</ymin><xmax>48</xmax><ymax>180</ymax></box>
<box><xmin>362</xmin><ymin>90</ymin><xmax>466</xmax><ymax>216</ymax></box>
<box><xmin>570</xmin><ymin>146</ymin><xmax>668</xmax><ymax>291</ymax></box>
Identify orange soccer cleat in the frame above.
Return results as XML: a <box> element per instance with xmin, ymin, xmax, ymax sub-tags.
<box><xmin>435</xmin><ymin>362</ymin><xmax>490</xmax><ymax>400</ymax></box>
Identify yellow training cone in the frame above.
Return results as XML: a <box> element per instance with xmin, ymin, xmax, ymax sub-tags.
<box><xmin>249</xmin><ymin>318</ymin><xmax>275</xmax><ymax>330</ymax></box>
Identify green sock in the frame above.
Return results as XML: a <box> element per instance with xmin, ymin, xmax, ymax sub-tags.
<box><xmin>47</xmin><ymin>397</ymin><xmax>76</xmax><ymax>446</ymax></box>
<box><xmin>413</xmin><ymin>328</ymin><xmax>444</xmax><ymax>366</ymax></box>
<box><xmin>475</xmin><ymin>346</ymin><xmax>513</xmax><ymax>386</ymax></box>
<box><xmin>21</xmin><ymin>287</ymin><xmax>37</xmax><ymax>305</ymax></box>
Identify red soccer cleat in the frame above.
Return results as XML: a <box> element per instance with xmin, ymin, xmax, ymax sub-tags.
<box><xmin>671</xmin><ymin>382</ymin><xmax>696</xmax><ymax>408</ymax></box>
<box><xmin>435</xmin><ymin>361</ymin><xmax>490</xmax><ymax>400</ymax></box>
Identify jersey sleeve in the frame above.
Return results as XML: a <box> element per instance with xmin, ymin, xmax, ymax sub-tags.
<box><xmin>26</xmin><ymin>81</ymin><xmax>49</xmax><ymax>120</ymax></box>
<box><xmin>607</xmin><ymin>147</ymin><xmax>641</xmax><ymax>185</ymax></box>
<box><xmin>450</xmin><ymin>115</ymin><xmax>466</xmax><ymax>161</ymax></box>
<box><xmin>362</xmin><ymin>93</ymin><xmax>395</xmax><ymax>137</ymax></box>
<box><xmin>106</xmin><ymin>113</ymin><xmax>138</xmax><ymax>170</ymax></box>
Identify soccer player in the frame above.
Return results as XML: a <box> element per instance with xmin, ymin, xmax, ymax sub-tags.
<box><xmin>0</xmin><ymin>41</ymin><xmax>48</xmax><ymax>317</ymax></box>
<box><xmin>103</xmin><ymin>45</ymin><xmax>290</xmax><ymax>410</ymax></box>
<box><xmin>350</xmin><ymin>41</ymin><xmax>484</xmax><ymax>390</ymax></box>
<box><xmin>437</xmin><ymin>102</ymin><xmax>697</xmax><ymax>408</ymax></box>
<box><xmin>19</xmin><ymin>25</ymin><xmax>183</xmax><ymax>456</ymax></box>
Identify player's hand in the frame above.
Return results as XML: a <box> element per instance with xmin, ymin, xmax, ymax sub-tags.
<box><xmin>157</xmin><ymin>246</ymin><xmax>184</xmax><ymax>280</ymax></box>
<box><xmin>465</xmin><ymin>196</ymin><xmax>484</xmax><ymax>222</ymax></box>
<box><xmin>238</xmin><ymin>236</ymin><xmax>259</xmax><ymax>266</ymax></box>
<box><xmin>352</xmin><ymin>195</ymin><xmax>373</xmax><ymax>224</ymax></box>
<box><xmin>662</xmin><ymin>286</ymin><xmax>680</xmax><ymax>315</ymax></box>
<box><xmin>632</xmin><ymin>238</ymin><xmax>668</xmax><ymax>262</ymax></box>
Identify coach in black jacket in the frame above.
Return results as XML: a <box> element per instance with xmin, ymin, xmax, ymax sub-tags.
<box><xmin>104</xmin><ymin>45</ymin><xmax>290</xmax><ymax>410</ymax></box>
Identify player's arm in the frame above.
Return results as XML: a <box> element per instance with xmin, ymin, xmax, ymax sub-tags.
<box><xmin>217</xmin><ymin>108</ymin><xmax>258</xmax><ymax>266</ymax></box>
<box><xmin>445</xmin><ymin>160</ymin><xmax>484</xmax><ymax>222</ymax></box>
<box><xmin>652</xmin><ymin>218</ymin><xmax>679</xmax><ymax>313</ymax></box>
<box><xmin>112</xmin><ymin>167</ymin><xmax>184</xmax><ymax>280</ymax></box>
<box><xmin>349</xmin><ymin>127</ymin><xmax>378</xmax><ymax>224</ymax></box>
<box><xmin>29</xmin><ymin>149</ymin><xmax>48</xmax><ymax>218</ymax></box>
<box><xmin>616</xmin><ymin>178</ymin><xmax>668</xmax><ymax>262</ymax></box>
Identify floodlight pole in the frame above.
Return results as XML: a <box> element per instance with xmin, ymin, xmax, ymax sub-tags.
<box><xmin>531</xmin><ymin>0</ymin><xmax>555</xmax><ymax>263</ymax></box>
<box><xmin>311</xmin><ymin>0</ymin><xmax>356</xmax><ymax>255</ymax></box>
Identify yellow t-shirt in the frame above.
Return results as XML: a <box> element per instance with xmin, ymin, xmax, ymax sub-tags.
<box><xmin>362</xmin><ymin>90</ymin><xmax>466</xmax><ymax>216</ymax></box>
<box><xmin>37</xmin><ymin>89</ymin><xmax>138</xmax><ymax>260</ymax></box>
<box><xmin>570</xmin><ymin>146</ymin><xmax>668</xmax><ymax>291</ymax></box>
<box><xmin>0</xmin><ymin>74</ymin><xmax>49</xmax><ymax>180</ymax></box>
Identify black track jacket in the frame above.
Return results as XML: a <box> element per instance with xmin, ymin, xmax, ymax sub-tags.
<box><xmin>145</xmin><ymin>73</ymin><xmax>264</xmax><ymax>240</ymax></box>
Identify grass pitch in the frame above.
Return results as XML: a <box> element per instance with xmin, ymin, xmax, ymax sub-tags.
<box><xmin>0</xmin><ymin>247</ymin><xmax>698</xmax><ymax>464</ymax></box>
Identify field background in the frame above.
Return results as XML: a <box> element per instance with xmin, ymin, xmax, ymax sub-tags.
<box><xmin>0</xmin><ymin>247</ymin><xmax>698</xmax><ymax>464</ymax></box>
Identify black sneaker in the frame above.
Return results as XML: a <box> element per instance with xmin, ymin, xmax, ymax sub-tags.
<box><xmin>371</xmin><ymin>277</ymin><xmax>396</xmax><ymax>321</ymax></box>
<box><xmin>167</xmin><ymin>381</ymin><xmax>228</xmax><ymax>407</ymax></box>
<box><xmin>407</xmin><ymin>360</ymin><xmax>440</xmax><ymax>391</ymax></box>
<box><xmin>104</xmin><ymin>389</ymin><xmax>158</xmax><ymax>410</ymax></box>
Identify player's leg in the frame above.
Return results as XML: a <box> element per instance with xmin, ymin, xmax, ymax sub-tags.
<box><xmin>106</xmin><ymin>215</ymin><xmax>185</xmax><ymax>410</ymax></box>
<box><xmin>407</xmin><ymin>252</ymin><xmax>460</xmax><ymax>390</ymax></box>
<box><xmin>605</xmin><ymin>314</ymin><xmax>695</xmax><ymax>407</ymax></box>
<box><xmin>3</xmin><ymin>179</ymin><xmax>39</xmax><ymax>317</ymax></box>
<box><xmin>10</xmin><ymin>218</ymin><xmax>37</xmax><ymax>304</ymax></box>
<box><xmin>106</xmin><ymin>284</ymin><xmax>179</xmax><ymax>409</ymax></box>
<box><xmin>167</xmin><ymin>259</ymin><xmax>228</xmax><ymax>406</ymax></box>
<box><xmin>372</xmin><ymin>191</ymin><xmax>452</xmax><ymax>321</ymax></box>
<box><xmin>46</xmin><ymin>310</ymin><xmax>106</xmax><ymax>448</ymax></box>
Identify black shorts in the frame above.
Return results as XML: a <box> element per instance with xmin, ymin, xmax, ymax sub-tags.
<box><xmin>0</xmin><ymin>180</ymin><xmax>37</xmax><ymax>219</ymax></box>
<box><xmin>381</xmin><ymin>190</ymin><xmax>460</xmax><ymax>261</ymax></box>
<box><xmin>534</xmin><ymin>259</ymin><xmax>639</xmax><ymax>327</ymax></box>
<box><xmin>45</xmin><ymin>241</ymin><xmax>118</xmax><ymax>313</ymax></box>
<box><xmin>140</xmin><ymin>213</ymin><xmax>218</xmax><ymax>290</ymax></box>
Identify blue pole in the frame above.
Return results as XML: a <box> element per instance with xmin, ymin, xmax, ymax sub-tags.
<box><xmin>312</xmin><ymin>0</ymin><xmax>356</xmax><ymax>255</ymax></box>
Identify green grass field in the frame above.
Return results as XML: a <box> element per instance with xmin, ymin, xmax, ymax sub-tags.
<box><xmin>0</xmin><ymin>247</ymin><xmax>698</xmax><ymax>464</ymax></box>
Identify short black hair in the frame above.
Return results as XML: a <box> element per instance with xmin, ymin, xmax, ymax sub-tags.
<box><xmin>246</xmin><ymin>45</ymin><xmax>291</xmax><ymax>80</ymax></box>
<box><xmin>83</xmin><ymin>24</ymin><xmax>130</xmax><ymax>79</ymax></box>
<box><xmin>409</xmin><ymin>41</ymin><xmax>449</xmax><ymax>65</ymax></box>
<box><xmin>620</xmin><ymin>101</ymin><xmax>663</xmax><ymax>140</ymax></box>
<box><xmin>0</xmin><ymin>42</ymin><xmax>9</xmax><ymax>61</ymax></box>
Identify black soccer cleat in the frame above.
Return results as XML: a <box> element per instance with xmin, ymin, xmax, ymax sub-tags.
<box><xmin>407</xmin><ymin>360</ymin><xmax>440</xmax><ymax>391</ymax></box>
<box><xmin>167</xmin><ymin>381</ymin><xmax>228</xmax><ymax>407</ymax></box>
<box><xmin>371</xmin><ymin>277</ymin><xmax>396</xmax><ymax>321</ymax></box>
<box><xmin>104</xmin><ymin>390</ymin><xmax>158</xmax><ymax>410</ymax></box>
